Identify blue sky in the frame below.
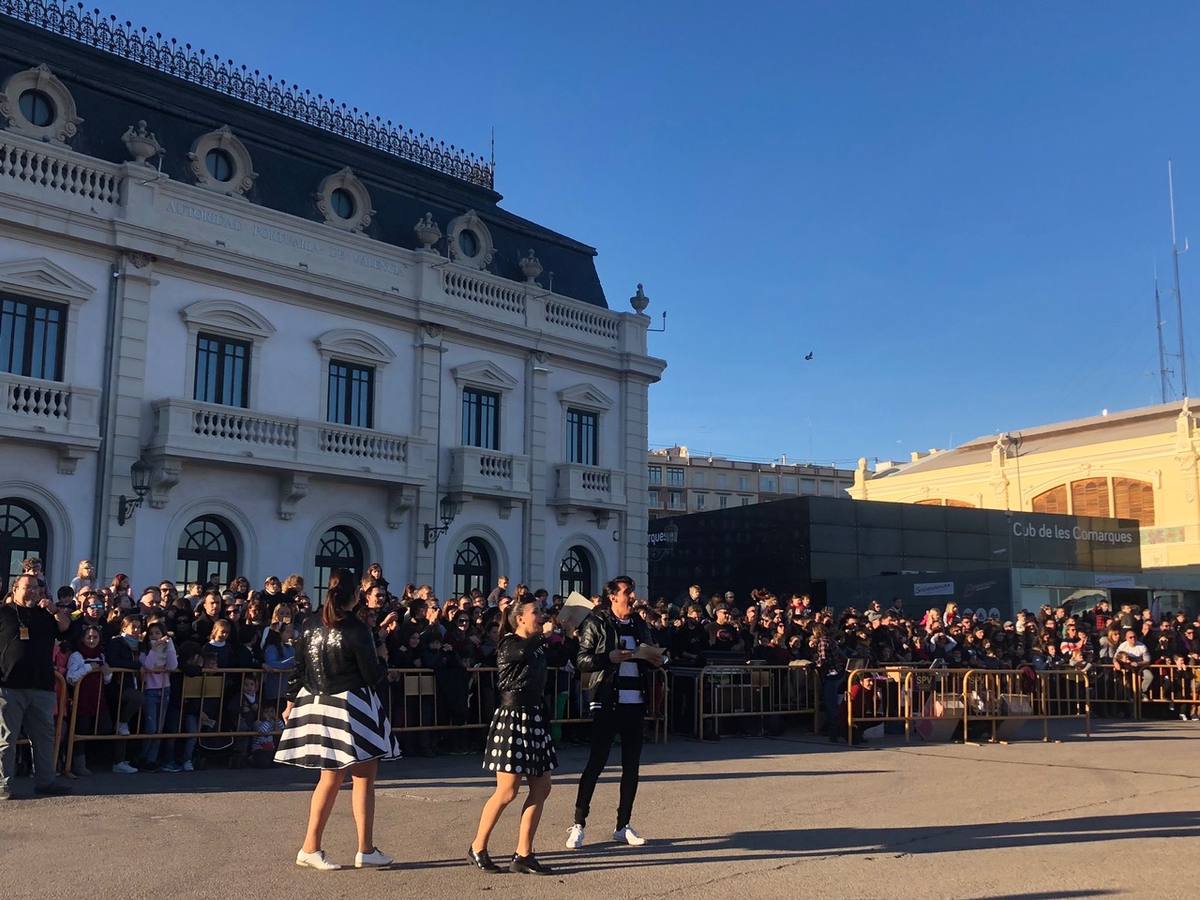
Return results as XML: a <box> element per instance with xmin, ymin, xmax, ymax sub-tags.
<box><xmin>97</xmin><ymin>0</ymin><xmax>1200</xmax><ymax>466</ymax></box>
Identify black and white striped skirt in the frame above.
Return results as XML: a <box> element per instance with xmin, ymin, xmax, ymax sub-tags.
<box><xmin>275</xmin><ymin>686</ymin><xmax>401</xmax><ymax>770</ymax></box>
<box><xmin>482</xmin><ymin>705</ymin><xmax>558</xmax><ymax>777</ymax></box>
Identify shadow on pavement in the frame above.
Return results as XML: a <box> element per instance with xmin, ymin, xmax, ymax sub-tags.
<box><xmin>510</xmin><ymin>810</ymin><xmax>1200</xmax><ymax>874</ymax></box>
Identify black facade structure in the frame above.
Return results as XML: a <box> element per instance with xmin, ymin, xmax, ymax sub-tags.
<box><xmin>648</xmin><ymin>497</ymin><xmax>1143</xmax><ymax>615</ymax></box>
<box><xmin>0</xmin><ymin>1</ymin><xmax>609</xmax><ymax>307</ymax></box>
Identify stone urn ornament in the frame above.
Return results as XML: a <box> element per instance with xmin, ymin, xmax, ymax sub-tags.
<box><xmin>414</xmin><ymin>212</ymin><xmax>442</xmax><ymax>250</ymax></box>
<box><xmin>519</xmin><ymin>249</ymin><xmax>543</xmax><ymax>283</ymax></box>
<box><xmin>630</xmin><ymin>283</ymin><xmax>650</xmax><ymax>313</ymax></box>
<box><xmin>121</xmin><ymin>120</ymin><xmax>164</xmax><ymax>165</ymax></box>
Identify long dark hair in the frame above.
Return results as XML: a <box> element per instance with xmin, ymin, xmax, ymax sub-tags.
<box><xmin>321</xmin><ymin>568</ymin><xmax>357</xmax><ymax>628</ymax></box>
<box><xmin>499</xmin><ymin>597</ymin><xmax>537</xmax><ymax>639</ymax></box>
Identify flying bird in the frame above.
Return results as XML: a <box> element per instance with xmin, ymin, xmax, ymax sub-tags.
<box><xmin>804</xmin><ymin>352</ymin><xmax>814</xmax><ymax>361</ymax></box>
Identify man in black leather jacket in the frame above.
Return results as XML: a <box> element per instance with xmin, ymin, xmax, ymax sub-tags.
<box><xmin>566</xmin><ymin>575</ymin><xmax>661</xmax><ymax>850</ymax></box>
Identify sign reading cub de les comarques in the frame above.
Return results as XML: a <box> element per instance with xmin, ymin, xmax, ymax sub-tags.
<box><xmin>1010</xmin><ymin>519</ymin><xmax>1137</xmax><ymax>545</ymax></box>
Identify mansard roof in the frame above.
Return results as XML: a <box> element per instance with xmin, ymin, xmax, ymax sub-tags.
<box><xmin>0</xmin><ymin>2</ymin><xmax>609</xmax><ymax>308</ymax></box>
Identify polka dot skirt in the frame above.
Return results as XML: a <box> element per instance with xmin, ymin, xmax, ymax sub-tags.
<box><xmin>482</xmin><ymin>705</ymin><xmax>558</xmax><ymax>777</ymax></box>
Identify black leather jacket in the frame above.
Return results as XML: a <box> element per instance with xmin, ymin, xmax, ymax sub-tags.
<box><xmin>496</xmin><ymin>633</ymin><xmax>548</xmax><ymax>707</ymax></box>
<box><xmin>286</xmin><ymin>616</ymin><xmax>386</xmax><ymax>701</ymax></box>
<box><xmin>576</xmin><ymin>608</ymin><xmax>653</xmax><ymax>709</ymax></box>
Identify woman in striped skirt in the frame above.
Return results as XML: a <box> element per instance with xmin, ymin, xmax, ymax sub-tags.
<box><xmin>468</xmin><ymin>596</ymin><xmax>559</xmax><ymax>875</ymax></box>
<box><xmin>276</xmin><ymin>568</ymin><xmax>400</xmax><ymax>870</ymax></box>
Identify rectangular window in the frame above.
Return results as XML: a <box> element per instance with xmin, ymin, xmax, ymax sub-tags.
<box><xmin>462</xmin><ymin>388</ymin><xmax>500</xmax><ymax>449</ymax></box>
<box><xmin>648</xmin><ymin>465</ymin><xmax>662</xmax><ymax>485</ymax></box>
<box><xmin>800</xmin><ymin>477</ymin><xmax>817</xmax><ymax>495</ymax></box>
<box><xmin>565</xmin><ymin>408</ymin><xmax>598</xmax><ymax>465</ymax></box>
<box><xmin>717</xmin><ymin>473</ymin><xmax>728</xmax><ymax>488</ymax></box>
<box><xmin>738</xmin><ymin>475</ymin><xmax>749</xmax><ymax>490</ymax></box>
<box><xmin>760</xmin><ymin>476</ymin><xmax>777</xmax><ymax>493</ymax></box>
<box><xmin>327</xmin><ymin>360</ymin><xmax>374</xmax><ymax>428</ymax></box>
<box><xmin>0</xmin><ymin>295</ymin><xmax>66</xmax><ymax>381</ymax></box>
<box><xmin>647</xmin><ymin>490</ymin><xmax>658</xmax><ymax>507</ymax></box>
<box><xmin>668</xmin><ymin>490</ymin><xmax>683</xmax><ymax>509</ymax></box>
<box><xmin>696</xmin><ymin>493</ymin><xmax>706</xmax><ymax>510</ymax></box>
<box><xmin>194</xmin><ymin>332</ymin><xmax>250</xmax><ymax>407</ymax></box>
<box><xmin>782</xmin><ymin>476</ymin><xmax>798</xmax><ymax>494</ymax></box>
<box><xmin>719</xmin><ymin>494</ymin><xmax>729</xmax><ymax>509</ymax></box>
<box><xmin>667</xmin><ymin>466</ymin><xmax>685</xmax><ymax>487</ymax></box>
<box><xmin>819</xmin><ymin>480</ymin><xmax>835</xmax><ymax>497</ymax></box>
<box><xmin>741</xmin><ymin>496</ymin><xmax>751</xmax><ymax>506</ymax></box>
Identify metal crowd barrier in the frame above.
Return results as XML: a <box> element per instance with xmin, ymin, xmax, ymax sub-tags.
<box><xmin>846</xmin><ymin>666</ymin><xmax>1092</xmax><ymax>745</ymax></box>
<box><xmin>1141</xmin><ymin>663</ymin><xmax>1200</xmax><ymax>718</ymax></box>
<box><xmin>684</xmin><ymin>665</ymin><xmax>818</xmax><ymax>739</ymax></box>
<box><xmin>384</xmin><ymin>666</ymin><xmax>667</xmax><ymax>743</ymax></box>
<box><xmin>844</xmin><ymin>668</ymin><xmax>973</xmax><ymax>745</ymax></box>
<box><xmin>65</xmin><ymin>667</ymin><xmax>292</xmax><ymax>770</ymax></box>
<box><xmin>962</xmin><ymin>668</ymin><xmax>1090</xmax><ymax>743</ymax></box>
<box><xmin>62</xmin><ymin>665</ymin><xmax>668</xmax><ymax>768</ymax></box>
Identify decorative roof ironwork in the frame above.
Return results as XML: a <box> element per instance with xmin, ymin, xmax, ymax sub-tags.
<box><xmin>0</xmin><ymin>0</ymin><xmax>495</xmax><ymax>188</ymax></box>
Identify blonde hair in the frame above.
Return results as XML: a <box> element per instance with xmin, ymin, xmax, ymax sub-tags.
<box><xmin>76</xmin><ymin>559</ymin><xmax>94</xmax><ymax>578</ymax></box>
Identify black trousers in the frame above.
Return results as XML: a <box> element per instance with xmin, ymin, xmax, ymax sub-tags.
<box><xmin>574</xmin><ymin>702</ymin><xmax>644</xmax><ymax>829</ymax></box>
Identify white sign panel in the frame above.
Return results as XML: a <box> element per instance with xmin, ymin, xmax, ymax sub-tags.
<box><xmin>1095</xmin><ymin>573</ymin><xmax>1136</xmax><ymax>589</ymax></box>
<box><xmin>913</xmin><ymin>581</ymin><xmax>955</xmax><ymax>597</ymax></box>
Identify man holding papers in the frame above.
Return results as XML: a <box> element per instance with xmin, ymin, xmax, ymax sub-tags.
<box><xmin>566</xmin><ymin>575</ymin><xmax>664</xmax><ymax>850</ymax></box>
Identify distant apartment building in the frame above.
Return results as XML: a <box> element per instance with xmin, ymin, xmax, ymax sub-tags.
<box><xmin>646</xmin><ymin>446</ymin><xmax>854</xmax><ymax>519</ymax></box>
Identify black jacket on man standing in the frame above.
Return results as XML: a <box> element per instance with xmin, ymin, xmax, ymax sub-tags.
<box><xmin>576</xmin><ymin>608</ymin><xmax>653</xmax><ymax>710</ymax></box>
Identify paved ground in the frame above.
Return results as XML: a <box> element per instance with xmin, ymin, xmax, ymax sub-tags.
<box><xmin>3</xmin><ymin>721</ymin><xmax>1200</xmax><ymax>899</ymax></box>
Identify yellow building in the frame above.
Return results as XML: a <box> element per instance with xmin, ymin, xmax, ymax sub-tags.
<box><xmin>849</xmin><ymin>399</ymin><xmax>1200</xmax><ymax>570</ymax></box>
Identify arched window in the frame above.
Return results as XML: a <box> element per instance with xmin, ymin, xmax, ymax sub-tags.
<box><xmin>176</xmin><ymin>515</ymin><xmax>238</xmax><ymax>593</ymax></box>
<box><xmin>1071</xmin><ymin>478</ymin><xmax>1110</xmax><ymax>518</ymax></box>
<box><xmin>1031</xmin><ymin>485</ymin><xmax>1068</xmax><ymax>516</ymax></box>
<box><xmin>453</xmin><ymin>537</ymin><xmax>492</xmax><ymax>597</ymax></box>
<box><xmin>559</xmin><ymin>546</ymin><xmax>592</xmax><ymax>598</ymax></box>
<box><xmin>1113</xmin><ymin>478</ymin><xmax>1155</xmax><ymax>526</ymax></box>
<box><xmin>0</xmin><ymin>499</ymin><xmax>48</xmax><ymax>594</ymax></box>
<box><xmin>313</xmin><ymin>526</ymin><xmax>364</xmax><ymax>604</ymax></box>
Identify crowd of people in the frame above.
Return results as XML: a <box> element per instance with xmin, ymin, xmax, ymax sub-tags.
<box><xmin>4</xmin><ymin>553</ymin><xmax>1200</xmax><ymax>790</ymax></box>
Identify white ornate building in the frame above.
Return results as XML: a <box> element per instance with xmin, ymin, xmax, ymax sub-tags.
<box><xmin>0</xmin><ymin>2</ymin><xmax>665</xmax><ymax>598</ymax></box>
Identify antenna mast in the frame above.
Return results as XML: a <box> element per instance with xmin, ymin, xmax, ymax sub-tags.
<box><xmin>1169</xmin><ymin>160</ymin><xmax>1189</xmax><ymax>396</ymax></box>
<box><xmin>1155</xmin><ymin>268</ymin><xmax>1169</xmax><ymax>403</ymax></box>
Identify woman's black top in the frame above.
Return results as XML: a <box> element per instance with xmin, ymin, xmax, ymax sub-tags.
<box><xmin>496</xmin><ymin>633</ymin><xmax>548</xmax><ymax>707</ymax></box>
<box><xmin>286</xmin><ymin>615</ymin><xmax>386</xmax><ymax>702</ymax></box>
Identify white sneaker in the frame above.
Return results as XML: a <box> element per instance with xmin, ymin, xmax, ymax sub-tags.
<box><xmin>295</xmin><ymin>849</ymin><xmax>341</xmax><ymax>871</ymax></box>
<box><xmin>182</xmin><ymin>760</ymin><xmax>194</xmax><ymax>772</ymax></box>
<box><xmin>565</xmin><ymin>824</ymin><xmax>585</xmax><ymax>849</ymax></box>
<box><xmin>613</xmin><ymin>825</ymin><xmax>646</xmax><ymax>846</ymax></box>
<box><xmin>112</xmin><ymin>761</ymin><xmax>139</xmax><ymax>775</ymax></box>
<box><xmin>116</xmin><ymin>723</ymin><xmax>130</xmax><ymax>736</ymax></box>
<box><xmin>354</xmin><ymin>847</ymin><xmax>393</xmax><ymax>868</ymax></box>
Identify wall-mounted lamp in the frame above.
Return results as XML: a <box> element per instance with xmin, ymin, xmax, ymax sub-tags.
<box><xmin>117</xmin><ymin>459</ymin><xmax>152</xmax><ymax>526</ymax></box>
<box><xmin>423</xmin><ymin>495</ymin><xmax>459</xmax><ymax>548</ymax></box>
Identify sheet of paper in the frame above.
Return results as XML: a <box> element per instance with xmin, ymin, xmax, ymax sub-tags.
<box><xmin>631</xmin><ymin>642</ymin><xmax>664</xmax><ymax>665</ymax></box>
<box><xmin>557</xmin><ymin>591</ymin><xmax>595</xmax><ymax>632</ymax></box>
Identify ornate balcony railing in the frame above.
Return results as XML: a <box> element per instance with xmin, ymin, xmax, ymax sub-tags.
<box><xmin>448</xmin><ymin>446</ymin><xmax>530</xmax><ymax>500</ymax></box>
<box><xmin>0</xmin><ymin>371</ymin><xmax>100</xmax><ymax>443</ymax></box>
<box><xmin>442</xmin><ymin>268</ymin><xmax>525</xmax><ymax>316</ymax></box>
<box><xmin>0</xmin><ymin>0</ymin><xmax>493</xmax><ymax>187</ymax></box>
<box><xmin>550</xmin><ymin>463</ymin><xmax>626</xmax><ymax>510</ymax></box>
<box><xmin>148</xmin><ymin>399</ymin><xmax>416</xmax><ymax>482</ymax></box>
<box><xmin>545</xmin><ymin>296</ymin><xmax>621</xmax><ymax>341</ymax></box>
<box><xmin>0</xmin><ymin>134</ymin><xmax>121</xmax><ymax>205</ymax></box>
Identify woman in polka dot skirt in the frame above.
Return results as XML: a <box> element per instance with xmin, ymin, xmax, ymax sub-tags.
<box><xmin>468</xmin><ymin>596</ymin><xmax>559</xmax><ymax>876</ymax></box>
